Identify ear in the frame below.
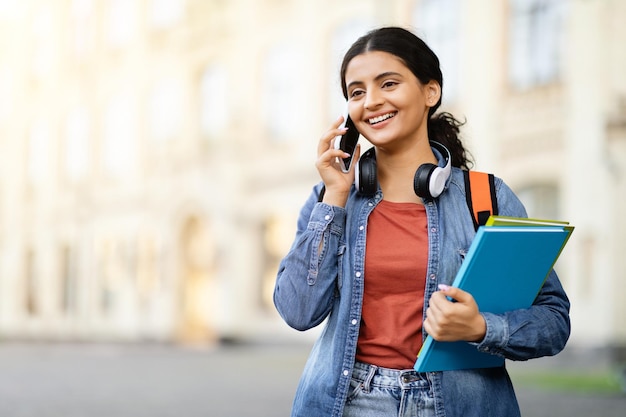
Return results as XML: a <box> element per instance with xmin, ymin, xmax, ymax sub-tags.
<box><xmin>425</xmin><ymin>80</ymin><xmax>441</xmax><ymax>107</ymax></box>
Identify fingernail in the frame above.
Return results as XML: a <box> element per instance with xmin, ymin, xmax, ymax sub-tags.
<box><xmin>438</xmin><ymin>284</ymin><xmax>450</xmax><ymax>291</ymax></box>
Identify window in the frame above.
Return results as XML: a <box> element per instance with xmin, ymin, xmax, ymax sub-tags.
<box><xmin>97</xmin><ymin>239</ymin><xmax>116</xmax><ymax>315</ymax></box>
<box><xmin>64</xmin><ymin>105</ymin><xmax>90</xmax><ymax>182</ymax></box>
<box><xmin>0</xmin><ymin>66</ymin><xmax>13</xmax><ymax>124</ymax></box>
<box><xmin>106</xmin><ymin>0</ymin><xmax>137</xmax><ymax>47</ymax></box>
<box><xmin>509</xmin><ymin>0</ymin><xmax>567</xmax><ymax>90</ymax></box>
<box><xmin>26</xmin><ymin>119</ymin><xmax>50</xmax><ymax>185</ymax></box>
<box><xmin>103</xmin><ymin>93</ymin><xmax>138</xmax><ymax>177</ymax></box>
<box><xmin>516</xmin><ymin>184</ymin><xmax>560</xmax><ymax>219</ymax></box>
<box><xmin>0</xmin><ymin>1</ymin><xmax>24</xmax><ymax>20</ymax></box>
<box><xmin>261</xmin><ymin>42</ymin><xmax>305</xmax><ymax>140</ymax></box>
<box><xmin>60</xmin><ymin>245</ymin><xmax>78</xmax><ymax>314</ymax></box>
<box><xmin>70</xmin><ymin>0</ymin><xmax>94</xmax><ymax>57</ymax></box>
<box><xmin>414</xmin><ymin>0</ymin><xmax>461</xmax><ymax>102</ymax></box>
<box><xmin>149</xmin><ymin>0</ymin><xmax>185</xmax><ymax>29</ymax></box>
<box><xmin>24</xmin><ymin>249</ymin><xmax>37</xmax><ymax>316</ymax></box>
<box><xmin>148</xmin><ymin>77</ymin><xmax>183</xmax><ymax>141</ymax></box>
<box><xmin>200</xmin><ymin>65</ymin><xmax>229</xmax><ymax>139</ymax></box>
<box><xmin>137</xmin><ymin>234</ymin><xmax>163</xmax><ymax>299</ymax></box>
<box><xmin>31</xmin><ymin>5</ymin><xmax>55</xmax><ymax>79</ymax></box>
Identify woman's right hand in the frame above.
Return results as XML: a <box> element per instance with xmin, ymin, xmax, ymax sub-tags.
<box><xmin>315</xmin><ymin>115</ymin><xmax>360</xmax><ymax>208</ymax></box>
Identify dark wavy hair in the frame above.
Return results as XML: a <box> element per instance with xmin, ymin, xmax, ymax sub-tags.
<box><xmin>340</xmin><ymin>26</ymin><xmax>473</xmax><ymax>170</ymax></box>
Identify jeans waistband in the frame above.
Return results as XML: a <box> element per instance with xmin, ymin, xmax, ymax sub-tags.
<box><xmin>352</xmin><ymin>361</ymin><xmax>430</xmax><ymax>390</ymax></box>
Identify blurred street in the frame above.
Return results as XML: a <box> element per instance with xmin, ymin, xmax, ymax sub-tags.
<box><xmin>0</xmin><ymin>341</ymin><xmax>623</xmax><ymax>417</ymax></box>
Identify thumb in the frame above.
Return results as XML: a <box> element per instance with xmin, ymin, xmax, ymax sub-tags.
<box><xmin>437</xmin><ymin>284</ymin><xmax>470</xmax><ymax>303</ymax></box>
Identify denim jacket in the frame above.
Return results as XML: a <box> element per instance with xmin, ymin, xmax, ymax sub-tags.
<box><xmin>274</xmin><ymin>162</ymin><xmax>571</xmax><ymax>417</ymax></box>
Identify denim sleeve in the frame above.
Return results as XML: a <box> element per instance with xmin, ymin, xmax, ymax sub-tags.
<box><xmin>273</xmin><ymin>184</ymin><xmax>347</xmax><ymax>331</ymax></box>
<box><xmin>474</xmin><ymin>178</ymin><xmax>571</xmax><ymax>360</ymax></box>
<box><xmin>477</xmin><ymin>269</ymin><xmax>571</xmax><ymax>360</ymax></box>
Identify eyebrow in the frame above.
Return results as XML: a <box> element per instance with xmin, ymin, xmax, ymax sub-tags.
<box><xmin>346</xmin><ymin>71</ymin><xmax>404</xmax><ymax>91</ymax></box>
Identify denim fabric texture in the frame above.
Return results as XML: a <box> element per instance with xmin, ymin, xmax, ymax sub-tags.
<box><xmin>274</xmin><ymin>148</ymin><xmax>571</xmax><ymax>417</ymax></box>
<box><xmin>343</xmin><ymin>361</ymin><xmax>436</xmax><ymax>417</ymax></box>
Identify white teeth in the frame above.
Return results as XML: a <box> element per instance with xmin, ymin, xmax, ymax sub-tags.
<box><xmin>369</xmin><ymin>112</ymin><xmax>396</xmax><ymax>124</ymax></box>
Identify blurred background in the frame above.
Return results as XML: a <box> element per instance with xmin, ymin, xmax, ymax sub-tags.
<box><xmin>0</xmin><ymin>0</ymin><xmax>625</xmax><ymax>411</ymax></box>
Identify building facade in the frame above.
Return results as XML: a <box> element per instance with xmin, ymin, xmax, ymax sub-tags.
<box><xmin>0</xmin><ymin>0</ymin><xmax>624</xmax><ymax>350</ymax></box>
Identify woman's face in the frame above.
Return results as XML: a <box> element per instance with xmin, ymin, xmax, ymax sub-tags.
<box><xmin>344</xmin><ymin>51</ymin><xmax>440</xmax><ymax>152</ymax></box>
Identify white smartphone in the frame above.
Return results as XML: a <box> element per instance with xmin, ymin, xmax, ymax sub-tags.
<box><xmin>333</xmin><ymin>110</ymin><xmax>360</xmax><ymax>173</ymax></box>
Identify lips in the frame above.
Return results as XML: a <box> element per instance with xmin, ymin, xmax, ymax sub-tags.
<box><xmin>368</xmin><ymin>112</ymin><xmax>397</xmax><ymax>125</ymax></box>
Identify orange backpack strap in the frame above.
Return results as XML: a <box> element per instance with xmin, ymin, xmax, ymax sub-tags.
<box><xmin>463</xmin><ymin>170</ymin><xmax>498</xmax><ymax>231</ymax></box>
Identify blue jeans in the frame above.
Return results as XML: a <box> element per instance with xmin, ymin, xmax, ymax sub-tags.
<box><xmin>343</xmin><ymin>361</ymin><xmax>436</xmax><ymax>417</ymax></box>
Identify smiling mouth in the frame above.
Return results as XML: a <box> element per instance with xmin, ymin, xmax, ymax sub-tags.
<box><xmin>368</xmin><ymin>112</ymin><xmax>397</xmax><ymax>125</ymax></box>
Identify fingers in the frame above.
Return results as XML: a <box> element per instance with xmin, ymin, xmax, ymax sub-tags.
<box><xmin>314</xmin><ymin>115</ymin><xmax>360</xmax><ymax>207</ymax></box>
<box><xmin>317</xmin><ymin>115</ymin><xmax>347</xmax><ymax>157</ymax></box>
<box><xmin>425</xmin><ymin>285</ymin><xmax>484</xmax><ymax>342</ymax></box>
<box><xmin>315</xmin><ymin>115</ymin><xmax>358</xmax><ymax>176</ymax></box>
<box><xmin>424</xmin><ymin>291</ymin><xmax>449</xmax><ymax>330</ymax></box>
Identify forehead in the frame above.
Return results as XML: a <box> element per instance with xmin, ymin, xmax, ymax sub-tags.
<box><xmin>344</xmin><ymin>51</ymin><xmax>411</xmax><ymax>82</ymax></box>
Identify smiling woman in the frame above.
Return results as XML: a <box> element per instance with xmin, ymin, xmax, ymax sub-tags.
<box><xmin>340</xmin><ymin>29</ymin><xmax>471</xmax><ymax>172</ymax></box>
<box><xmin>273</xmin><ymin>26</ymin><xmax>571</xmax><ymax>417</ymax></box>
<box><xmin>342</xmin><ymin>51</ymin><xmax>438</xmax><ymax>175</ymax></box>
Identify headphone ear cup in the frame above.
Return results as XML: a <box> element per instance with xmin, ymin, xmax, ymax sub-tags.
<box><xmin>427</xmin><ymin>166</ymin><xmax>447</xmax><ymax>198</ymax></box>
<box><xmin>413</xmin><ymin>163</ymin><xmax>437</xmax><ymax>199</ymax></box>
<box><xmin>356</xmin><ymin>149</ymin><xmax>377</xmax><ymax>196</ymax></box>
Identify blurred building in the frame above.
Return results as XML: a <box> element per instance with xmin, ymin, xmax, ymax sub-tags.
<box><xmin>0</xmin><ymin>0</ymin><xmax>624</xmax><ymax>353</ymax></box>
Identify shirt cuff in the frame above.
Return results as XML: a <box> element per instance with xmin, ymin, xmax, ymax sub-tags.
<box><xmin>308</xmin><ymin>202</ymin><xmax>346</xmax><ymax>230</ymax></box>
<box><xmin>474</xmin><ymin>312</ymin><xmax>509</xmax><ymax>356</ymax></box>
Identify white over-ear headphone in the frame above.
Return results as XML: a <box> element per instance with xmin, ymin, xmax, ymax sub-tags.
<box><xmin>356</xmin><ymin>141</ymin><xmax>452</xmax><ymax>200</ymax></box>
<box><xmin>413</xmin><ymin>141</ymin><xmax>452</xmax><ymax>199</ymax></box>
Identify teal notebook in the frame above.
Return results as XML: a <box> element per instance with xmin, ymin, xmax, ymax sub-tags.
<box><xmin>414</xmin><ymin>220</ymin><xmax>574</xmax><ymax>372</ymax></box>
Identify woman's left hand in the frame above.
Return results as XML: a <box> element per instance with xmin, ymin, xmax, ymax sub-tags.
<box><xmin>423</xmin><ymin>284</ymin><xmax>487</xmax><ymax>343</ymax></box>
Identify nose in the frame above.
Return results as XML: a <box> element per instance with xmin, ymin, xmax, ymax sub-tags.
<box><xmin>364</xmin><ymin>89</ymin><xmax>384</xmax><ymax>110</ymax></box>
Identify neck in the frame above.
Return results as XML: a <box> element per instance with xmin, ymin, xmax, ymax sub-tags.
<box><xmin>376</xmin><ymin>140</ymin><xmax>437</xmax><ymax>203</ymax></box>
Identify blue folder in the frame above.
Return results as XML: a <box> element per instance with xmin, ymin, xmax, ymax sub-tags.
<box><xmin>414</xmin><ymin>221</ymin><xmax>573</xmax><ymax>372</ymax></box>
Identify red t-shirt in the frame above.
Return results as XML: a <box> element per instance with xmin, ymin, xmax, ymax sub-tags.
<box><xmin>355</xmin><ymin>200</ymin><xmax>428</xmax><ymax>369</ymax></box>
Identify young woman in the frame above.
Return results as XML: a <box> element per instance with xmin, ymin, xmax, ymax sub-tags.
<box><xmin>273</xmin><ymin>26</ymin><xmax>570</xmax><ymax>417</ymax></box>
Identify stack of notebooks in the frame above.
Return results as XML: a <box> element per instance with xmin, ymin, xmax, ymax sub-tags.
<box><xmin>414</xmin><ymin>216</ymin><xmax>574</xmax><ymax>372</ymax></box>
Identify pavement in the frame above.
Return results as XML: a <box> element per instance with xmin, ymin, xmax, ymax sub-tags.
<box><xmin>0</xmin><ymin>341</ymin><xmax>623</xmax><ymax>417</ymax></box>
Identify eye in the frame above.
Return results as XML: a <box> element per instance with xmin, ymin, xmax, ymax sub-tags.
<box><xmin>382</xmin><ymin>80</ymin><xmax>398</xmax><ymax>89</ymax></box>
<box><xmin>349</xmin><ymin>89</ymin><xmax>365</xmax><ymax>99</ymax></box>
